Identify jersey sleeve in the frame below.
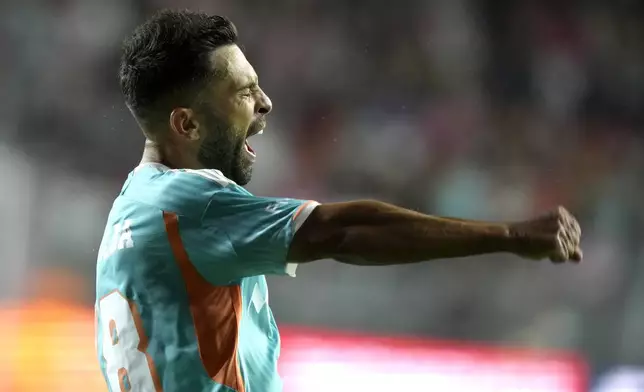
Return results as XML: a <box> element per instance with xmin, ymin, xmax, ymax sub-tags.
<box><xmin>188</xmin><ymin>183</ymin><xmax>318</xmax><ymax>283</ymax></box>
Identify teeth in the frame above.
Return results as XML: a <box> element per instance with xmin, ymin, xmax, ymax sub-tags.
<box><xmin>257</xmin><ymin>129</ymin><xmax>264</xmax><ymax>135</ymax></box>
<box><xmin>244</xmin><ymin>142</ymin><xmax>256</xmax><ymax>157</ymax></box>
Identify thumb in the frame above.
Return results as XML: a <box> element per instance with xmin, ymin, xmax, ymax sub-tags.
<box><xmin>570</xmin><ymin>247</ymin><xmax>583</xmax><ymax>263</ymax></box>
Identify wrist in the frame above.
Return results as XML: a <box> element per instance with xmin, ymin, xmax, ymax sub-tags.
<box><xmin>494</xmin><ymin>223</ymin><xmax>517</xmax><ymax>253</ymax></box>
<box><xmin>473</xmin><ymin>223</ymin><xmax>515</xmax><ymax>254</ymax></box>
<box><xmin>502</xmin><ymin>222</ymin><xmax>525</xmax><ymax>255</ymax></box>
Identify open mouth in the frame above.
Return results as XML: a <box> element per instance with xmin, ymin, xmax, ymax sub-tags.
<box><xmin>244</xmin><ymin>140</ymin><xmax>256</xmax><ymax>157</ymax></box>
<box><xmin>243</xmin><ymin>129</ymin><xmax>263</xmax><ymax>159</ymax></box>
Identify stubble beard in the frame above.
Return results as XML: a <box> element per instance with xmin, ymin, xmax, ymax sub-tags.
<box><xmin>197</xmin><ymin>118</ymin><xmax>253</xmax><ymax>185</ymax></box>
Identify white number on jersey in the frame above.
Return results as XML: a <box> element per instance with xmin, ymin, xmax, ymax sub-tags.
<box><xmin>99</xmin><ymin>291</ymin><xmax>158</xmax><ymax>392</ymax></box>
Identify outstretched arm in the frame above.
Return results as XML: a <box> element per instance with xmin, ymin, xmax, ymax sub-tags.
<box><xmin>288</xmin><ymin>200</ymin><xmax>582</xmax><ymax>265</ymax></box>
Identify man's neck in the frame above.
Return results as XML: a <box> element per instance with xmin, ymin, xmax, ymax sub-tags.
<box><xmin>140</xmin><ymin>140</ymin><xmax>206</xmax><ymax>170</ymax></box>
<box><xmin>140</xmin><ymin>140</ymin><xmax>165</xmax><ymax>166</ymax></box>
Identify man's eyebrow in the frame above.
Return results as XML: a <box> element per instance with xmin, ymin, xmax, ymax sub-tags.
<box><xmin>238</xmin><ymin>77</ymin><xmax>258</xmax><ymax>90</ymax></box>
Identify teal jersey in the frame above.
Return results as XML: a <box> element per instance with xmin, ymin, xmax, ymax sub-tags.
<box><xmin>95</xmin><ymin>163</ymin><xmax>318</xmax><ymax>392</ymax></box>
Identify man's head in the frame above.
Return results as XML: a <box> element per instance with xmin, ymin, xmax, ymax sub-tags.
<box><xmin>120</xmin><ymin>10</ymin><xmax>272</xmax><ymax>185</ymax></box>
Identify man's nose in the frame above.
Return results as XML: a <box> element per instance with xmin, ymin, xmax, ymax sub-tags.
<box><xmin>256</xmin><ymin>88</ymin><xmax>272</xmax><ymax>115</ymax></box>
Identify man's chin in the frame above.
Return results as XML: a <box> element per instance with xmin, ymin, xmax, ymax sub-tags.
<box><xmin>232</xmin><ymin>165</ymin><xmax>253</xmax><ymax>186</ymax></box>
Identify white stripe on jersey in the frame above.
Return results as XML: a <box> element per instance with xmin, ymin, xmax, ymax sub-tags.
<box><xmin>179</xmin><ymin>169</ymin><xmax>235</xmax><ymax>187</ymax></box>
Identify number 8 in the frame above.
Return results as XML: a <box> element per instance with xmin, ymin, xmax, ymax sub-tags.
<box><xmin>98</xmin><ymin>291</ymin><xmax>160</xmax><ymax>392</ymax></box>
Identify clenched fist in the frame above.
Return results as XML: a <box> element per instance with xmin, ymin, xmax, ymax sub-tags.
<box><xmin>509</xmin><ymin>206</ymin><xmax>582</xmax><ymax>263</ymax></box>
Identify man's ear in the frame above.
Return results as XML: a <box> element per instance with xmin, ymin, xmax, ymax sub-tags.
<box><xmin>170</xmin><ymin>108</ymin><xmax>201</xmax><ymax>141</ymax></box>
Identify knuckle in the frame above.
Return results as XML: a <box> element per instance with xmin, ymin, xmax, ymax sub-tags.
<box><xmin>554</xmin><ymin>235</ymin><xmax>563</xmax><ymax>249</ymax></box>
<box><xmin>556</xmin><ymin>222</ymin><xmax>565</xmax><ymax>233</ymax></box>
<box><xmin>556</xmin><ymin>210</ymin><xmax>566</xmax><ymax>221</ymax></box>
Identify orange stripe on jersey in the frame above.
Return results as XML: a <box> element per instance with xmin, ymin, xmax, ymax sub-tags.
<box><xmin>163</xmin><ymin>212</ymin><xmax>245</xmax><ymax>392</ymax></box>
<box><xmin>293</xmin><ymin>200</ymin><xmax>315</xmax><ymax>222</ymax></box>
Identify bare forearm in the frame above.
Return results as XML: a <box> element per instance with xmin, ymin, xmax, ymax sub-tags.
<box><xmin>335</xmin><ymin>217</ymin><xmax>509</xmax><ymax>265</ymax></box>
<box><xmin>289</xmin><ymin>200</ymin><xmax>514</xmax><ymax>264</ymax></box>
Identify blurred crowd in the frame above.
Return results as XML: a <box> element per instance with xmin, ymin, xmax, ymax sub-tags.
<box><xmin>2</xmin><ymin>0</ymin><xmax>644</xmax><ymax>378</ymax></box>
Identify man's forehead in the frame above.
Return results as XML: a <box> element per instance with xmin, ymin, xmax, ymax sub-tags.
<box><xmin>209</xmin><ymin>45</ymin><xmax>257</xmax><ymax>85</ymax></box>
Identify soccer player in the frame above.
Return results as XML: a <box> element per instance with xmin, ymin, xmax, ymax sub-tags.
<box><xmin>95</xmin><ymin>9</ymin><xmax>583</xmax><ymax>392</ymax></box>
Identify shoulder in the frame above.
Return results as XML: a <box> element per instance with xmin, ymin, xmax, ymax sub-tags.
<box><xmin>170</xmin><ymin>168</ymin><xmax>254</xmax><ymax>198</ymax></box>
<box><xmin>157</xmin><ymin>167</ymin><xmax>244</xmax><ymax>198</ymax></box>
<box><xmin>167</xmin><ymin>169</ymin><xmax>251</xmax><ymax>213</ymax></box>
<box><xmin>173</xmin><ymin>168</ymin><xmax>236</xmax><ymax>188</ymax></box>
<box><xmin>127</xmin><ymin>164</ymin><xmax>249</xmax><ymax>218</ymax></box>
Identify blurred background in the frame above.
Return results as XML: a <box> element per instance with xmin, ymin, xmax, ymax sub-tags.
<box><xmin>2</xmin><ymin>0</ymin><xmax>644</xmax><ymax>390</ymax></box>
